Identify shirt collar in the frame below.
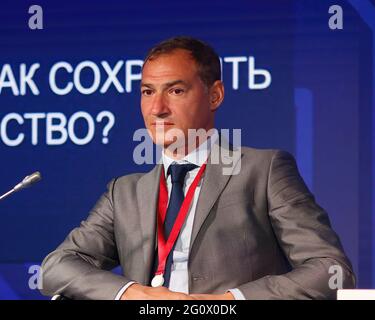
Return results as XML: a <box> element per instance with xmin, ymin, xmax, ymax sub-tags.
<box><xmin>162</xmin><ymin>130</ymin><xmax>219</xmax><ymax>177</ymax></box>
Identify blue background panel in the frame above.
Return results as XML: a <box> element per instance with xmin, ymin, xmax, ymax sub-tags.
<box><xmin>0</xmin><ymin>0</ymin><xmax>373</xmax><ymax>298</ymax></box>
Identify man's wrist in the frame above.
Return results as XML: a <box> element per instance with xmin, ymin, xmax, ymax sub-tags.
<box><xmin>115</xmin><ymin>281</ymin><xmax>137</xmax><ymax>300</ymax></box>
<box><xmin>223</xmin><ymin>291</ymin><xmax>235</xmax><ymax>300</ymax></box>
<box><xmin>120</xmin><ymin>282</ymin><xmax>145</xmax><ymax>300</ymax></box>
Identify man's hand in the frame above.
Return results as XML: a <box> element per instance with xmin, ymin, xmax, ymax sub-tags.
<box><xmin>121</xmin><ymin>283</ymin><xmax>235</xmax><ymax>300</ymax></box>
<box><xmin>121</xmin><ymin>283</ymin><xmax>194</xmax><ymax>300</ymax></box>
<box><xmin>190</xmin><ymin>292</ymin><xmax>235</xmax><ymax>300</ymax></box>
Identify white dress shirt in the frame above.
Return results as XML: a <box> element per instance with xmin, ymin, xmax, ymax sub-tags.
<box><xmin>116</xmin><ymin>131</ymin><xmax>245</xmax><ymax>300</ymax></box>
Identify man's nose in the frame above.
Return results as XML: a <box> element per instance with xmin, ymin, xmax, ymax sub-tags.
<box><xmin>150</xmin><ymin>93</ymin><xmax>170</xmax><ymax>117</ymax></box>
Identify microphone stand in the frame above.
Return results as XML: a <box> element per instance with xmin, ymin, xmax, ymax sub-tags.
<box><xmin>0</xmin><ymin>172</ymin><xmax>42</xmax><ymax>201</ymax></box>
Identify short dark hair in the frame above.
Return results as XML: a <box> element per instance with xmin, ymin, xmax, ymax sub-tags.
<box><xmin>143</xmin><ymin>36</ymin><xmax>221</xmax><ymax>88</ymax></box>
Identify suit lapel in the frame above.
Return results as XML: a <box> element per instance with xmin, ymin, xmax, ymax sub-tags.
<box><xmin>189</xmin><ymin>137</ymin><xmax>242</xmax><ymax>251</ymax></box>
<box><xmin>136</xmin><ymin>164</ymin><xmax>162</xmax><ymax>284</ymax></box>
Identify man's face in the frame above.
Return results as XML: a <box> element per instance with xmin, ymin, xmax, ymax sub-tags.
<box><xmin>140</xmin><ymin>49</ymin><xmax>220</xmax><ymax>151</ymax></box>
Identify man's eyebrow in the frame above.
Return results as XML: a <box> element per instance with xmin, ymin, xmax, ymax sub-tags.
<box><xmin>140</xmin><ymin>80</ymin><xmax>189</xmax><ymax>89</ymax></box>
<box><xmin>163</xmin><ymin>80</ymin><xmax>188</xmax><ymax>88</ymax></box>
<box><xmin>140</xmin><ymin>82</ymin><xmax>154</xmax><ymax>89</ymax></box>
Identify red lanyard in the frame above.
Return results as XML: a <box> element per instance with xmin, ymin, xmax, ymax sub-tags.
<box><xmin>155</xmin><ymin>163</ymin><xmax>207</xmax><ymax>276</ymax></box>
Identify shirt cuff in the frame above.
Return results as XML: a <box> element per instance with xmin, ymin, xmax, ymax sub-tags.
<box><xmin>114</xmin><ymin>281</ymin><xmax>137</xmax><ymax>300</ymax></box>
<box><xmin>228</xmin><ymin>288</ymin><xmax>246</xmax><ymax>300</ymax></box>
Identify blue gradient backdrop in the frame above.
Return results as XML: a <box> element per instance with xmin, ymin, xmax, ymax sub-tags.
<box><xmin>0</xmin><ymin>0</ymin><xmax>373</xmax><ymax>299</ymax></box>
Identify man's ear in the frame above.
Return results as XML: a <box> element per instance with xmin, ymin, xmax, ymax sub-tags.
<box><xmin>209</xmin><ymin>80</ymin><xmax>225</xmax><ymax>111</ymax></box>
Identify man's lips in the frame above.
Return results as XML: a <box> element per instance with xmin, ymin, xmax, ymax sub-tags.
<box><xmin>151</xmin><ymin>121</ymin><xmax>174</xmax><ymax>126</ymax></box>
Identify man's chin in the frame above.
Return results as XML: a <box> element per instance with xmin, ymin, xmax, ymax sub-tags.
<box><xmin>154</xmin><ymin>138</ymin><xmax>179</xmax><ymax>149</ymax></box>
<box><xmin>152</xmin><ymin>135</ymin><xmax>186</xmax><ymax>151</ymax></box>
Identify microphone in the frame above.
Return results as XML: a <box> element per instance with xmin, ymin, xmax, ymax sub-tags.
<box><xmin>0</xmin><ymin>171</ymin><xmax>42</xmax><ymax>201</ymax></box>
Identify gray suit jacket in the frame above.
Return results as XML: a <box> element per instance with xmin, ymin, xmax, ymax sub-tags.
<box><xmin>41</xmin><ymin>139</ymin><xmax>355</xmax><ymax>299</ymax></box>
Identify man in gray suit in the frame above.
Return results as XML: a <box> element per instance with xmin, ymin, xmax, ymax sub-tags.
<box><xmin>40</xmin><ymin>36</ymin><xmax>355</xmax><ymax>300</ymax></box>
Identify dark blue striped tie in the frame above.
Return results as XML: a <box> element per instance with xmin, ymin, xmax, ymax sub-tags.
<box><xmin>162</xmin><ymin>163</ymin><xmax>198</xmax><ymax>287</ymax></box>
